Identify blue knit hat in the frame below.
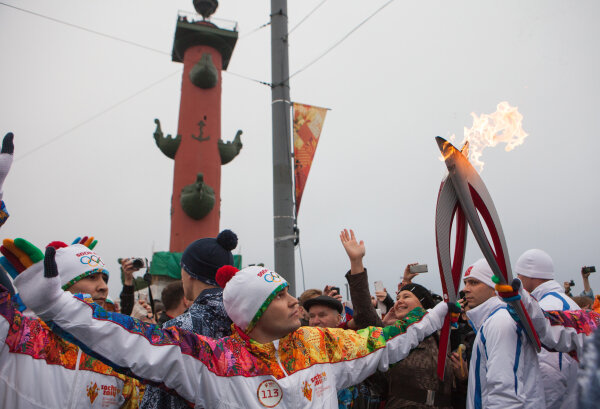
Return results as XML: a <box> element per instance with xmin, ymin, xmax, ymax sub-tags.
<box><xmin>180</xmin><ymin>229</ymin><xmax>238</xmax><ymax>285</ymax></box>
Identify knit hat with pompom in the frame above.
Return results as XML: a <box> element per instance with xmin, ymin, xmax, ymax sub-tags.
<box><xmin>181</xmin><ymin>229</ymin><xmax>238</xmax><ymax>286</ymax></box>
<box><xmin>216</xmin><ymin>265</ymin><xmax>288</xmax><ymax>333</ymax></box>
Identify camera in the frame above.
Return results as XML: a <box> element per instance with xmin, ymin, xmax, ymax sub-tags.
<box><xmin>569</xmin><ymin>280</ymin><xmax>575</xmax><ymax>287</ymax></box>
<box><xmin>131</xmin><ymin>258</ymin><xmax>148</xmax><ymax>269</ymax></box>
<box><xmin>582</xmin><ymin>266</ymin><xmax>596</xmax><ymax>274</ymax></box>
<box><xmin>330</xmin><ymin>286</ymin><xmax>340</xmax><ymax>295</ymax></box>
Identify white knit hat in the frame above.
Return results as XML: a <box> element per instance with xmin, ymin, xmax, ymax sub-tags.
<box><xmin>463</xmin><ymin>258</ymin><xmax>495</xmax><ymax>288</ymax></box>
<box><xmin>54</xmin><ymin>244</ymin><xmax>110</xmax><ymax>290</ymax></box>
<box><xmin>218</xmin><ymin>265</ymin><xmax>289</xmax><ymax>333</ymax></box>
<box><xmin>514</xmin><ymin>249</ymin><xmax>554</xmax><ymax>280</ymax></box>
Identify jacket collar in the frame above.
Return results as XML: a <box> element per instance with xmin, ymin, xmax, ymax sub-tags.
<box><xmin>193</xmin><ymin>287</ymin><xmax>223</xmax><ymax>305</ymax></box>
<box><xmin>530</xmin><ymin>280</ymin><xmax>564</xmax><ymax>301</ymax></box>
<box><xmin>466</xmin><ymin>296</ymin><xmax>505</xmax><ymax>332</ymax></box>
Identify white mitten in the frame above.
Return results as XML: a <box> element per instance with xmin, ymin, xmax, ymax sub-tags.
<box><xmin>13</xmin><ymin>247</ymin><xmax>63</xmax><ymax>314</ymax></box>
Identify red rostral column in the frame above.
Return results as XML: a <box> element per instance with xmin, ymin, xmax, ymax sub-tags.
<box><xmin>153</xmin><ymin>2</ymin><xmax>240</xmax><ymax>252</ymax></box>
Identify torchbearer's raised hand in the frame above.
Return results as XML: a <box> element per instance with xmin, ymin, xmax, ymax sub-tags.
<box><xmin>1</xmin><ymin>132</ymin><xmax>14</xmax><ymax>155</ymax></box>
<box><xmin>494</xmin><ymin>277</ymin><xmax>521</xmax><ymax>301</ymax></box>
<box><xmin>13</xmin><ymin>244</ymin><xmax>63</xmax><ymax>314</ymax></box>
<box><xmin>494</xmin><ymin>277</ymin><xmax>523</xmax><ymax>323</ymax></box>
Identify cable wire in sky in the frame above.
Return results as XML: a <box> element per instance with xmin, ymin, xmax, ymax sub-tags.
<box><xmin>0</xmin><ymin>2</ymin><xmax>171</xmax><ymax>56</ymax></box>
<box><xmin>223</xmin><ymin>70</ymin><xmax>272</xmax><ymax>87</ymax></box>
<box><xmin>287</xmin><ymin>0</ymin><xmax>396</xmax><ymax>82</ymax></box>
<box><xmin>16</xmin><ymin>69</ymin><xmax>182</xmax><ymax>161</ymax></box>
<box><xmin>239</xmin><ymin>21</ymin><xmax>271</xmax><ymax>39</ymax></box>
<box><xmin>1</xmin><ymin>2</ymin><xmax>270</xmax><ymax>87</ymax></box>
<box><xmin>286</xmin><ymin>0</ymin><xmax>330</xmax><ymax>38</ymax></box>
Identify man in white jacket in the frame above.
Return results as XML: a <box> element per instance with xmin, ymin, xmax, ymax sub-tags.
<box><xmin>463</xmin><ymin>258</ymin><xmax>545</xmax><ymax>409</ymax></box>
<box><xmin>0</xmin><ymin>240</ymin><xmax>143</xmax><ymax>409</ymax></box>
<box><xmin>13</xmin><ymin>242</ymin><xmax>453</xmax><ymax>409</ymax></box>
<box><xmin>515</xmin><ymin>249</ymin><xmax>580</xmax><ymax>409</ymax></box>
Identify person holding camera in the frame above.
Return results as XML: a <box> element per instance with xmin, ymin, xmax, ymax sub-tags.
<box><xmin>119</xmin><ymin>257</ymin><xmax>146</xmax><ymax>316</ymax></box>
<box><xmin>564</xmin><ymin>265</ymin><xmax>595</xmax><ymax>300</ymax></box>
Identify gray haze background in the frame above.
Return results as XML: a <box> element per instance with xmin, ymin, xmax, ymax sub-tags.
<box><xmin>1</xmin><ymin>0</ymin><xmax>598</xmax><ymax>300</ymax></box>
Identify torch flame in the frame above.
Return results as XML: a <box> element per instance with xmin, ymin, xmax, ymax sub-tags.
<box><xmin>444</xmin><ymin>102</ymin><xmax>528</xmax><ymax>172</ymax></box>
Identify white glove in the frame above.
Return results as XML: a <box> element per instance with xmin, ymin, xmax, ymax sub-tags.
<box><xmin>13</xmin><ymin>247</ymin><xmax>63</xmax><ymax>314</ymax></box>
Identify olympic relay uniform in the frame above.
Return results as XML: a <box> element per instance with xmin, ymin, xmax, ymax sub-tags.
<box><xmin>0</xmin><ymin>286</ymin><xmax>144</xmax><ymax>409</ymax></box>
<box><xmin>531</xmin><ymin>280</ymin><xmax>581</xmax><ymax>409</ymax></box>
<box><xmin>465</xmin><ymin>296</ymin><xmax>544</xmax><ymax>409</ymax></box>
<box><xmin>462</xmin><ymin>258</ymin><xmax>594</xmax><ymax>409</ymax></box>
<box><xmin>14</xmin><ymin>261</ymin><xmax>448</xmax><ymax>409</ymax></box>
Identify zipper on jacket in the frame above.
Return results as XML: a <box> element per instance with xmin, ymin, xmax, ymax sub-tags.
<box><xmin>66</xmin><ymin>347</ymin><xmax>83</xmax><ymax>409</ymax></box>
<box><xmin>273</xmin><ymin>340</ymin><xmax>288</xmax><ymax>377</ymax></box>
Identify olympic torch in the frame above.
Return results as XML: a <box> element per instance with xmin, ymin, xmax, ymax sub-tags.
<box><xmin>434</xmin><ymin>136</ymin><xmax>541</xmax><ymax>379</ymax></box>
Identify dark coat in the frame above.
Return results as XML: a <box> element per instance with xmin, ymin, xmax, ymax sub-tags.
<box><xmin>346</xmin><ymin>270</ymin><xmax>454</xmax><ymax>409</ymax></box>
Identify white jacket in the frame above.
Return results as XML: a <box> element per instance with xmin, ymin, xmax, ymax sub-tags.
<box><xmin>531</xmin><ymin>280</ymin><xmax>580</xmax><ymax>409</ymax></box>
<box><xmin>14</xmin><ymin>263</ymin><xmax>448</xmax><ymax>409</ymax></box>
<box><xmin>518</xmin><ymin>286</ymin><xmax>585</xmax><ymax>357</ymax></box>
<box><xmin>465</xmin><ymin>297</ymin><xmax>545</xmax><ymax>409</ymax></box>
<box><xmin>0</xmin><ymin>287</ymin><xmax>143</xmax><ymax>409</ymax></box>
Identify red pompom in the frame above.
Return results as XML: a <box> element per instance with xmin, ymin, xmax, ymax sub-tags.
<box><xmin>216</xmin><ymin>265</ymin><xmax>239</xmax><ymax>288</ymax></box>
<box><xmin>46</xmin><ymin>241</ymin><xmax>68</xmax><ymax>249</ymax></box>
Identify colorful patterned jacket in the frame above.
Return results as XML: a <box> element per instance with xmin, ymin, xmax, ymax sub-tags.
<box><xmin>0</xmin><ymin>286</ymin><xmax>144</xmax><ymax>409</ymax></box>
<box><xmin>140</xmin><ymin>287</ymin><xmax>232</xmax><ymax>409</ymax></box>
<box><xmin>15</xmin><ymin>274</ymin><xmax>448</xmax><ymax>409</ymax></box>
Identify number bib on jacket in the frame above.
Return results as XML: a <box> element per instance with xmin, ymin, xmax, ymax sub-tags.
<box><xmin>257</xmin><ymin>380</ymin><xmax>283</xmax><ymax>407</ymax></box>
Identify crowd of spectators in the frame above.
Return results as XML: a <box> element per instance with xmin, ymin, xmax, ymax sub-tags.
<box><xmin>0</xmin><ymin>132</ymin><xmax>599</xmax><ymax>408</ymax></box>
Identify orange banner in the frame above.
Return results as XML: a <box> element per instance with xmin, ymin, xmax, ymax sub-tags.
<box><xmin>293</xmin><ymin>103</ymin><xmax>328</xmax><ymax>214</ymax></box>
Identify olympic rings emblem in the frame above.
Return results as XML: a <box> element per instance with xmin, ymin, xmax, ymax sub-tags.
<box><xmin>80</xmin><ymin>255</ymin><xmax>105</xmax><ymax>267</ymax></box>
<box><xmin>263</xmin><ymin>272</ymin><xmax>282</xmax><ymax>283</ymax></box>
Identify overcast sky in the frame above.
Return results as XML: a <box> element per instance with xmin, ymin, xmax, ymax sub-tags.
<box><xmin>1</xmin><ymin>0</ymin><xmax>598</xmax><ymax>300</ymax></box>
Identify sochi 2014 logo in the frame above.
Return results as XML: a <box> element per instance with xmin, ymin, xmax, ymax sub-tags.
<box><xmin>86</xmin><ymin>382</ymin><xmax>99</xmax><ymax>404</ymax></box>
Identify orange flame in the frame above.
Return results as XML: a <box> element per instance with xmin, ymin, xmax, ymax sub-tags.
<box><xmin>447</xmin><ymin>102</ymin><xmax>528</xmax><ymax>172</ymax></box>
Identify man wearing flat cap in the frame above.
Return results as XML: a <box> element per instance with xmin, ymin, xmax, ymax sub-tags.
<box><xmin>304</xmin><ymin>295</ymin><xmax>344</xmax><ymax>328</ymax></box>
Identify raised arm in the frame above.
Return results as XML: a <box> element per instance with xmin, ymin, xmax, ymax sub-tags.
<box><xmin>13</xmin><ymin>244</ymin><xmax>212</xmax><ymax>403</ymax></box>
<box><xmin>340</xmin><ymin>228</ymin><xmax>383</xmax><ymax>328</ymax></box>
<box><xmin>340</xmin><ymin>229</ymin><xmax>365</xmax><ymax>275</ymax></box>
<box><xmin>498</xmin><ymin>280</ymin><xmax>594</xmax><ymax>356</ymax></box>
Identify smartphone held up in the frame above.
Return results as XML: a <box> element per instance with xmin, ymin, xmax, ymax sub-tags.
<box><xmin>409</xmin><ymin>264</ymin><xmax>428</xmax><ymax>274</ymax></box>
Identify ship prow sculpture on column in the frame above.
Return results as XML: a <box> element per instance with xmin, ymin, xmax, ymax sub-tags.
<box><xmin>149</xmin><ymin>0</ymin><xmax>242</xmax><ymax>289</ymax></box>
